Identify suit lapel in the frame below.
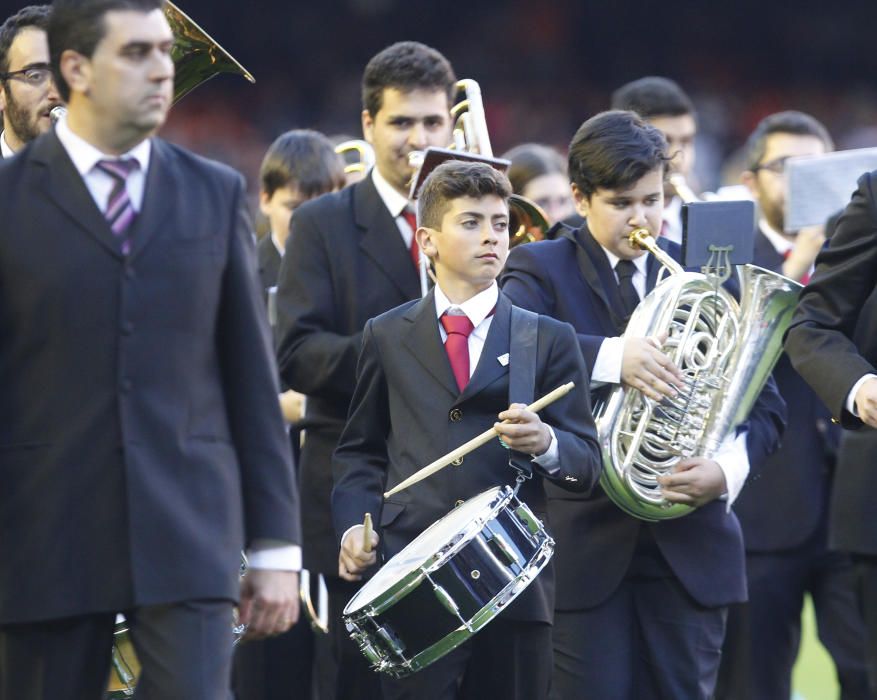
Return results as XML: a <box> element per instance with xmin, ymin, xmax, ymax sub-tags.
<box><xmin>402</xmin><ymin>290</ymin><xmax>459</xmax><ymax>398</ymax></box>
<box><xmin>459</xmin><ymin>293</ymin><xmax>511</xmax><ymax>402</ymax></box>
<box><xmin>31</xmin><ymin>131</ymin><xmax>123</xmax><ymax>259</ymax></box>
<box><xmin>355</xmin><ymin>175</ymin><xmax>421</xmax><ymax>299</ymax></box>
<box><xmin>127</xmin><ymin>138</ymin><xmax>176</xmax><ymax>261</ymax></box>
<box><xmin>753</xmin><ymin>225</ymin><xmax>785</xmax><ymax>273</ymax></box>
<box><xmin>574</xmin><ymin>225</ymin><xmax>628</xmax><ymax>333</ymax></box>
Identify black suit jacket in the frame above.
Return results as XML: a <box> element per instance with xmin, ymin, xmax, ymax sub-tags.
<box><xmin>332</xmin><ymin>290</ymin><xmax>602</xmax><ymax>623</ymax></box>
<box><xmin>731</xmin><ymin>227</ymin><xmax>837</xmax><ymax>551</ymax></box>
<box><xmin>0</xmin><ymin>130</ymin><xmax>299</xmax><ymax>624</ymax></box>
<box><xmin>257</xmin><ymin>234</ymin><xmax>282</xmax><ymax>297</ymax></box>
<box><xmin>501</xmin><ymin>226</ymin><xmax>786</xmax><ymax>609</ymax></box>
<box><xmin>786</xmin><ymin>170</ymin><xmax>877</xmax><ymax>555</ymax></box>
<box><xmin>276</xmin><ymin>173</ymin><xmax>421</xmax><ymax>574</ymax></box>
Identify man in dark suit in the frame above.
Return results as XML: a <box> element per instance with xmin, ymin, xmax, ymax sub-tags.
<box><xmin>0</xmin><ymin>4</ymin><xmax>61</xmax><ymax>157</ymax></box>
<box><xmin>716</xmin><ymin>111</ymin><xmax>869</xmax><ymax>700</ymax></box>
<box><xmin>275</xmin><ymin>41</ymin><xmax>457</xmax><ymax>700</ymax></box>
<box><xmin>334</xmin><ymin>160</ymin><xmax>602</xmax><ymax>700</ymax></box>
<box><xmin>785</xmin><ymin>165</ymin><xmax>877</xmax><ymax>695</ymax></box>
<box><xmin>0</xmin><ymin>2</ymin><xmax>300</xmax><ymax>698</ymax></box>
<box><xmin>501</xmin><ymin>110</ymin><xmax>786</xmax><ymax>700</ymax></box>
<box><xmin>236</xmin><ymin>129</ymin><xmax>345</xmax><ymax>700</ymax></box>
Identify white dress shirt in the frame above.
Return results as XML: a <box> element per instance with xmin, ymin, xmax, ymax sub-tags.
<box><xmin>55</xmin><ymin>117</ymin><xmax>300</xmax><ymax>570</ymax></box>
<box><xmin>0</xmin><ymin>131</ymin><xmax>15</xmax><ymax>159</ymax></box>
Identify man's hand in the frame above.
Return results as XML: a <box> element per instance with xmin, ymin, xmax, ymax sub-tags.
<box><xmin>621</xmin><ymin>334</ymin><xmax>685</xmax><ymax>401</ymax></box>
<box><xmin>238</xmin><ymin>569</ymin><xmax>300</xmax><ymax>640</ymax></box>
<box><xmin>339</xmin><ymin>525</ymin><xmax>379</xmax><ymax>582</ymax></box>
<box><xmin>658</xmin><ymin>457</ymin><xmax>727</xmax><ymax>507</ymax></box>
<box><xmin>783</xmin><ymin>225</ymin><xmax>825</xmax><ymax>282</ymax></box>
<box><xmin>855</xmin><ymin>377</ymin><xmax>877</xmax><ymax>428</ymax></box>
<box><xmin>495</xmin><ymin>403</ymin><xmax>552</xmax><ymax>456</ymax></box>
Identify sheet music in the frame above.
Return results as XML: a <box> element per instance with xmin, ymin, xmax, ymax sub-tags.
<box><xmin>785</xmin><ymin>148</ymin><xmax>877</xmax><ymax>231</ymax></box>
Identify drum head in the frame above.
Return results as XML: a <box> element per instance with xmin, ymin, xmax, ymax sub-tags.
<box><xmin>346</xmin><ymin>487</ymin><xmax>507</xmax><ymax>612</ymax></box>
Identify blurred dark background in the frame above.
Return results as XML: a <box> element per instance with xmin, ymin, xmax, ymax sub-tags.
<box><xmin>13</xmin><ymin>0</ymin><xmax>877</xmax><ymax>197</ymax></box>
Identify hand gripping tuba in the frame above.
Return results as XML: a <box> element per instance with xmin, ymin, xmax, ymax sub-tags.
<box><xmin>594</xmin><ymin>228</ymin><xmax>801</xmax><ymax>521</ymax></box>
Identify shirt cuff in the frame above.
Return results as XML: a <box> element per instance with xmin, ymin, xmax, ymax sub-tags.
<box><xmin>531</xmin><ymin>425</ymin><xmax>559</xmax><ymax>474</ymax></box>
<box><xmin>713</xmin><ymin>430</ymin><xmax>750</xmax><ymax>511</ymax></box>
<box><xmin>592</xmin><ymin>337</ymin><xmax>624</xmax><ymax>384</ymax></box>
<box><xmin>847</xmin><ymin>374</ymin><xmax>877</xmax><ymax>417</ymax></box>
<box><xmin>245</xmin><ymin>541</ymin><xmax>301</xmax><ymax>571</ymax></box>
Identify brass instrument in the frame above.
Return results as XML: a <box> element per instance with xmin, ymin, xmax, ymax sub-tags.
<box><xmin>51</xmin><ymin>0</ymin><xmax>254</xmax><ymax>126</ymax></box>
<box><xmin>595</xmin><ymin>228</ymin><xmax>800</xmax><ymax>521</ymax></box>
<box><xmin>408</xmin><ymin>79</ymin><xmax>550</xmax><ymax>248</ymax></box>
<box><xmin>668</xmin><ymin>173</ymin><xmax>699</xmax><ymax>204</ymax></box>
<box><xmin>335</xmin><ymin>139</ymin><xmax>376</xmax><ymax>180</ymax></box>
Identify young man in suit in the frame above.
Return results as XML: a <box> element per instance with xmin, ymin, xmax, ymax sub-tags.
<box><xmin>275</xmin><ymin>40</ymin><xmax>457</xmax><ymax>700</ymax></box>
<box><xmin>501</xmin><ymin>110</ymin><xmax>786</xmax><ymax>700</ymax></box>
<box><xmin>0</xmin><ymin>4</ymin><xmax>61</xmax><ymax>156</ymax></box>
<box><xmin>0</xmin><ymin>1</ymin><xmax>300</xmax><ymax>697</ymax></box>
<box><xmin>235</xmin><ymin>129</ymin><xmax>345</xmax><ymax>700</ymax></box>
<box><xmin>716</xmin><ymin>111</ymin><xmax>869</xmax><ymax>700</ymax></box>
<box><xmin>785</xmin><ymin>171</ymin><xmax>877</xmax><ymax>696</ymax></box>
<box><xmin>611</xmin><ymin>76</ymin><xmax>698</xmax><ymax>243</ymax></box>
<box><xmin>334</xmin><ymin>160</ymin><xmax>602</xmax><ymax>700</ymax></box>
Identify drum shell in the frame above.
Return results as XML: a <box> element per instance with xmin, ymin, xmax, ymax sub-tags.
<box><xmin>344</xmin><ymin>488</ymin><xmax>553</xmax><ymax>677</ymax></box>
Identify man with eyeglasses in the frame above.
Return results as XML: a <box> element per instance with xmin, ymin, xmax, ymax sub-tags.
<box><xmin>0</xmin><ymin>5</ymin><xmax>60</xmax><ymax>157</ymax></box>
<box><xmin>715</xmin><ymin>111</ymin><xmax>870</xmax><ymax>700</ymax></box>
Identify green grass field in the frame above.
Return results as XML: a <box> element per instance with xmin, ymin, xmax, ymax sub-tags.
<box><xmin>791</xmin><ymin>595</ymin><xmax>840</xmax><ymax>699</ymax></box>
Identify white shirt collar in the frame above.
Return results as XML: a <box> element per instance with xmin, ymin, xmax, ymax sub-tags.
<box><xmin>758</xmin><ymin>218</ymin><xmax>793</xmax><ymax>256</ymax></box>
<box><xmin>371</xmin><ymin>166</ymin><xmax>410</xmax><ymax>218</ymax></box>
<box><xmin>54</xmin><ymin>113</ymin><xmax>151</xmax><ymax>177</ymax></box>
<box><xmin>600</xmin><ymin>244</ymin><xmax>649</xmax><ymax>277</ymax></box>
<box><xmin>0</xmin><ymin>131</ymin><xmax>15</xmax><ymax>158</ymax></box>
<box><xmin>434</xmin><ymin>282</ymin><xmax>499</xmax><ymax>327</ymax></box>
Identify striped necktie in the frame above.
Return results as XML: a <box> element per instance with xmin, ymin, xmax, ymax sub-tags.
<box><xmin>95</xmin><ymin>158</ymin><xmax>138</xmax><ymax>255</ymax></box>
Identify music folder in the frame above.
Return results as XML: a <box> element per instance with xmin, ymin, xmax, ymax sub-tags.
<box><xmin>681</xmin><ymin>200</ymin><xmax>756</xmax><ymax>269</ymax></box>
<box><xmin>409</xmin><ymin>147</ymin><xmax>511</xmax><ymax>200</ymax></box>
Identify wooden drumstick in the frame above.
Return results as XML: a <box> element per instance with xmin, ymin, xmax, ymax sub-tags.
<box><xmin>383</xmin><ymin>382</ymin><xmax>575</xmax><ymax>498</ymax></box>
<box><xmin>362</xmin><ymin>513</ymin><xmax>373</xmax><ymax>553</ymax></box>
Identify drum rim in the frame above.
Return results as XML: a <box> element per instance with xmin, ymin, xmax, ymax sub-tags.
<box><xmin>343</xmin><ymin>486</ymin><xmax>514</xmax><ymax>616</ymax></box>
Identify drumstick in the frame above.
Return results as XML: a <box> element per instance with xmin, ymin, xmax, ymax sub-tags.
<box><xmin>384</xmin><ymin>382</ymin><xmax>575</xmax><ymax>498</ymax></box>
<box><xmin>362</xmin><ymin>513</ymin><xmax>373</xmax><ymax>553</ymax></box>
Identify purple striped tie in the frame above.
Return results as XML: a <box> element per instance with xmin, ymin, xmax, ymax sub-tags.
<box><xmin>95</xmin><ymin>158</ymin><xmax>138</xmax><ymax>255</ymax></box>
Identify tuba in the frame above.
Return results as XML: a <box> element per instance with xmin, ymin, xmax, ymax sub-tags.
<box><xmin>595</xmin><ymin>228</ymin><xmax>800</xmax><ymax>521</ymax></box>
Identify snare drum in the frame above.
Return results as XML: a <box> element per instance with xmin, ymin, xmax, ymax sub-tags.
<box><xmin>343</xmin><ymin>485</ymin><xmax>553</xmax><ymax>678</ymax></box>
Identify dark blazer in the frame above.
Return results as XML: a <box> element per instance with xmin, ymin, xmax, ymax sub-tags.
<box><xmin>501</xmin><ymin>226</ymin><xmax>786</xmax><ymax>609</ymax></box>
<box><xmin>0</xmin><ymin>130</ymin><xmax>299</xmax><ymax>624</ymax></box>
<box><xmin>732</xmin><ymin>227</ymin><xmax>837</xmax><ymax>551</ymax></box>
<box><xmin>275</xmin><ymin>173</ymin><xmax>421</xmax><ymax>575</ymax></box>
<box><xmin>332</xmin><ymin>290</ymin><xmax>602</xmax><ymax>623</ymax></box>
<box><xmin>786</xmin><ymin>170</ymin><xmax>877</xmax><ymax>555</ymax></box>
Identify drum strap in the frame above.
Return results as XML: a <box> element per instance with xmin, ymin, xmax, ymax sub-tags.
<box><xmin>508</xmin><ymin>306</ymin><xmax>539</xmax><ymax>483</ymax></box>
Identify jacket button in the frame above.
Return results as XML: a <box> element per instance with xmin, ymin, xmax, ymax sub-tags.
<box><xmin>121</xmin><ymin>322</ymin><xmax>133</xmax><ymax>336</ymax></box>
<box><xmin>449</xmin><ymin>408</ymin><xmax>463</xmax><ymax>422</ymax></box>
<box><xmin>451</xmin><ymin>457</ymin><xmax>463</xmax><ymax>466</ymax></box>
<box><xmin>121</xmin><ymin>379</ymin><xmax>132</xmax><ymax>393</ymax></box>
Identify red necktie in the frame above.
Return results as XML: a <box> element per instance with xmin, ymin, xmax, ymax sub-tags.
<box><xmin>402</xmin><ymin>209</ymin><xmax>420</xmax><ymax>268</ymax></box>
<box><xmin>783</xmin><ymin>249</ymin><xmax>811</xmax><ymax>285</ymax></box>
<box><xmin>440</xmin><ymin>312</ymin><xmax>474</xmax><ymax>392</ymax></box>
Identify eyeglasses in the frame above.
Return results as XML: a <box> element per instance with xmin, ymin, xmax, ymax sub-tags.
<box><xmin>753</xmin><ymin>156</ymin><xmax>790</xmax><ymax>175</ymax></box>
<box><xmin>0</xmin><ymin>65</ymin><xmax>52</xmax><ymax>87</ymax></box>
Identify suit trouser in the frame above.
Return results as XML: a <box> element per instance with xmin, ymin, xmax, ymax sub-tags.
<box><xmin>716</xmin><ymin>526</ymin><xmax>869</xmax><ymax>700</ymax></box>
<box><xmin>0</xmin><ymin>599</ymin><xmax>234</xmax><ymax>700</ymax></box>
<box><xmin>552</xmin><ymin>572</ymin><xmax>726</xmax><ymax>700</ymax></box>
<box><xmin>380</xmin><ymin>617</ymin><xmax>552</xmax><ymax>700</ymax></box>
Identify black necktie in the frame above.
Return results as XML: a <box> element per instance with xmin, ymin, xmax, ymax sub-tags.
<box><xmin>615</xmin><ymin>259</ymin><xmax>640</xmax><ymax>317</ymax></box>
